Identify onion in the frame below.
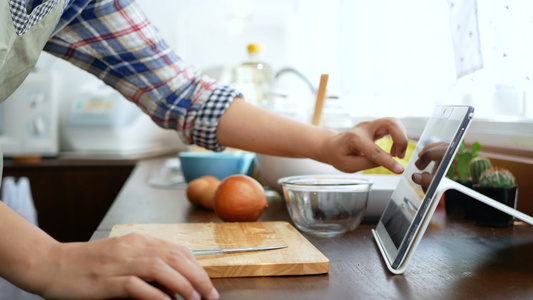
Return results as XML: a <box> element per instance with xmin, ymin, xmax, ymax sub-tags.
<box><xmin>197</xmin><ymin>179</ymin><xmax>220</xmax><ymax>210</ymax></box>
<box><xmin>186</xmin><ymin>176</ymin><xmax>220</xmax><ymax>209</ymax></box>
<box><xmin>214</xmin><ymin>175</ymin><xmax>268</xmax><ymax>222</ymax></box>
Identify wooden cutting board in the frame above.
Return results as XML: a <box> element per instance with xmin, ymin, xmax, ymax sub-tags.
<box><xmin>109</xmin><ymin>221</ymin><xmax>329</xmax><ymax>278</ymax></box>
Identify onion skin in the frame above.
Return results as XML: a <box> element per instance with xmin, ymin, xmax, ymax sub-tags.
<box><xmin>186</xmin><ymin>176</ymin><xmax>220</xmax><ymax>208</ymax></box>
<box><xmin>197</xmin><ymin>180</ymin><xmax>220</xmax><ymax>210</ymax></box>
<box><xmin>214</xmin><ymin>175</ymin><xmax>268</xmax><ymax>222</ymax></box>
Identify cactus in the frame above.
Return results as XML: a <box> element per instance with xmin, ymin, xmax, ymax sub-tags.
<box><xmin>469</xmin><ymin>157</ymin><xmax>492</xmax><ymax>184</ymax></box>
<box><xmin>447</xmin><ymin>141</ymin><xmax>482</xmax><ymax>181</ymax></box>
<box><xmin>478</xmin><ymin>168</ymin><xmax>516</xmax><ymax>188</ymax></box>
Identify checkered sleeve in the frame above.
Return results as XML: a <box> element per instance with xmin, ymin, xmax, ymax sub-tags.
<box><xmin>43</xmin><ymin>0</ymin><xmax>241</xmax><ymax>151</ymax></box>
<box><xmin>9</xmin><ymin>0</ymin><xmax>63</xmax><ymax>35</ymax></box>
<box><xmin>193</xmin><ymin>86</ymin><xmax>242</xmax><ymax>151</ymax></box>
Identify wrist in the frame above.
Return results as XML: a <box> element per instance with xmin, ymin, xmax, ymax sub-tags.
<box><xmin>306</xmin><ymin>127</ymin><xmax>338</xmax><ymax>163</ymax></box>
<box><xmin>24</xmin><ymin>239</ymin><xmax>62</xmax><ymax>296</ymax></box>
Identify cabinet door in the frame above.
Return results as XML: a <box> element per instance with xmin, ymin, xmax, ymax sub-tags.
<box><xmin>2</xmin><ymin>160</ymin><xmax>134</xmax><ymax>242</ymax></box>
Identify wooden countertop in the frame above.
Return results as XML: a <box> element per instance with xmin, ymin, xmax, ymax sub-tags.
<box><xmin>91</xmin><ymin>156</ymin><xmax>533</xmax><ymax>299</ymax></box>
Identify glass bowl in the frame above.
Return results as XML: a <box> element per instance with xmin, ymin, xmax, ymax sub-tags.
<box><xmin>278</xmin><ymin>175</ymin><xmax>373</xmax><ymax>237</ymax></box>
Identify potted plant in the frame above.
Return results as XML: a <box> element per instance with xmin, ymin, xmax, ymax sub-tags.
<box><xmin>472</xmin><ymin>168</ymin><xmax>518</xmax><ymax>227</ymax></box>
<box><xmin>444</xmin><ymin>141</ymin><xmax>481</xmax><ymax>216</ymax></box>
<box><xmin>469</xmin><ymin>156</ymin><xmax>493</xmax><ymax>185</ymax></box>
<box><xmin>464</xmin><ymin>156</ymin><xmax>493</xmax><ymax>219</ymax></box>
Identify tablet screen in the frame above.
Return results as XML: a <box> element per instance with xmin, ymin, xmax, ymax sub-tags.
<box><xmin>374</xmin><ymin>105</ymin><xmax>474</xmax><ymax>270</ymax></box>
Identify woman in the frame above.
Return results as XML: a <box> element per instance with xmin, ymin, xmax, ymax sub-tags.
<box><xmin>0</xmin><ymin>0</ymin><xmax>408</xmax><ymax>299</ymax></box>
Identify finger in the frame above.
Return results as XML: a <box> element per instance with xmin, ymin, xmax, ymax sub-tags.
<box><xmin>118</xmin><ymin>234</ymin><xmax>215</xmax><ymax>299</ymax></box>
<box><xmin>123</xmin><ymin>257</ymin><xmax>198</xmax><ymax>300</ymax></box>
<box><xmin>158</xmin><ymin>248</ymin><xmax>216</xmax><ymax>299</ymax></box>
<box><xmin>361</xmin><ymin>144</ymin><xmax>404</xmax><ymax>174</ymax></box>
<box><xmin>418</xmin><ymin>141</ymin><xmax>447</xmax><ymax>158</ymax></box>
<box><xmin>415</xmin><ymin>148</ymin><xmax>447</xmax><ymax>171</ymax></box>
<box><xmin>415</xmin><ymin>158</ymin><xmax>430</xmax><ymax>171</ymax></box>
<box><xmin>415</xmin><ymin>152</ymin><xmax>433</xmax><ymax>170</ymax></box>
<box><xmin>105</xmin><ymin>276</ymin><xmax>172</xmax><ymax>300</ymax></box>
<box><xmin>344</xmin><ymin>155</ymin><xmax>380</xmax><ymax>172</ymax></box>
<box><xmin>378</xmin><ymin>118</ymin><xmax>408</xmax><ymax>158</ymax></box>
<box><xmin>393</xmin><ymin>143</ymin><xmax>407</xmax><ymax>159</ymax></box>
<box><xmin>412</xmin><ymin>172</ymin><xmax>433</xmax><ymax>189</ymax></box>
<box><xmin>422</xmin><ymin>150</ymin><xmax>445</xmax><ymax>164</ymax></box>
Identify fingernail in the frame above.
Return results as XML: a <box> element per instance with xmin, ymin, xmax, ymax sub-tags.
<box><xmin>208</xmin><ymin>287</ymin><xmax>220</xmax><ymax>299</ymax></box>
<box><xmin>412</xmin><ymin>173</ymin><xmax>422</xmax><ymax>183</ymax></box>
<box><xmin>189</xmin><ymin>290</ymin><xmax>201</xmax><ymax>300</ymax></box>
<box><xmin>393</xmin><ymin>163</ymin><xmax>404</xmax><ymax>174</ymax></box>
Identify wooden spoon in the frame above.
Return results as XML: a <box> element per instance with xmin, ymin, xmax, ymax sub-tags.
<box><xmin>311</xmin><ymin>74</ymin><xmax>329</xmax><ymax>126</ymax></box>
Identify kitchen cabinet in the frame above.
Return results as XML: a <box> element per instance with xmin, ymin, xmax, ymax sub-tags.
<box><xmin>2</xmin><ymin>158</ymin><xmax>136</xmax><ymax>242</ymax></box>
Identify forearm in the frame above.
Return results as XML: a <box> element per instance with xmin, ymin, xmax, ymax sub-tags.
<box><xmin>0</xmin><ymin>202</ymin><xmax>57</xmax><ymax>295</ymax></box>
<box><xmin>219</xmin><ymin>99</ymin><xmax>408</xmax><ymax>174</ymax></box>
<box><xmin>217</xmin><ymin>98</ymin><xmax>337</xmax><ymax>161</ymax></box>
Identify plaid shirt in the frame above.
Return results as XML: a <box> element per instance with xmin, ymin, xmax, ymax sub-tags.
<box><xmin>20</xmin><ymin>0</ymin><xmax>241</xmax><ymax>151</ymax></box>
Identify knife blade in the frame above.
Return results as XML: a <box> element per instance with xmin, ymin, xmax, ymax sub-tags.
<box><xmin>190</xmin><ymin>245</ymin><xmax>287</xmax><ymax>254</ymax></box>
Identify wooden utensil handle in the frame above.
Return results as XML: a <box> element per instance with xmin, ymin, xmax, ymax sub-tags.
<box><xmin>312</xmin><ymin>74</ymin><xmax>329</xmax><ymax>126</ymax></box>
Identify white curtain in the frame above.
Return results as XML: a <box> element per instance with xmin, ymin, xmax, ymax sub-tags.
<box><xmin>337</xmin><ymin>0</ymin><xmax>456</xmax><ymax>118</ymax></box>
<box><xmin>296</xmin><ymin>0</ymin><xmax>532</xmax><ymax>119</ymax></box>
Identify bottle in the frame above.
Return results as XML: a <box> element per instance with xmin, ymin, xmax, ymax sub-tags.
<box><xmin>232</xmin><ymin>43</ymin><xmax>274</xmax><ymax>109</ymax></box>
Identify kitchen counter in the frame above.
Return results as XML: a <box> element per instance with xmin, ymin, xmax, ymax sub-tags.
<box><xmin>91</xmin><ymin>156</ymin><xmax>533</xmax><ymax>299</ymax></box>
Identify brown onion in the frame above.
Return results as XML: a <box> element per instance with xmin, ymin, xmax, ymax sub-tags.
<box><xmin>186</xmin><ymin>176</ymin><xmax>220</xmax><ymax>209</ymax></box>
<box><xmin>214</xmin><ymin>175</ymin><xmax>268</xmax><ymax>222</ymax></box>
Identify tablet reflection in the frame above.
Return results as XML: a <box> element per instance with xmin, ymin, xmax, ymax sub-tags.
<box><xmin>411</xmin><ymin>141</ymin><xmax>449</xmax><ymax>192</ymax></box>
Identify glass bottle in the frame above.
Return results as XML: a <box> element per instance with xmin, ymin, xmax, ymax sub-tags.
<box><xmin>232</xmin><ymin>43</ymin><xmax>274</xmax><ymax>109</ymax></box>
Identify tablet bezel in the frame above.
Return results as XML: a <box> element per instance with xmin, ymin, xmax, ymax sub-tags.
<box><xmin>373</xmin><ymin>105</ymin><xmax>474</xmax><ymax>274</ymax></box>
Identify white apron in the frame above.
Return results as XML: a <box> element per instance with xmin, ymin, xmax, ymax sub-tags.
<box><xmin>0</xmin><ymin>0</ymin><xmax>64</xmax><ymax>177</ymax></box>
<box><xmin>0</xmin><ymin>0</ymin><xmax>64</xmax><ymax>101</ymax></box>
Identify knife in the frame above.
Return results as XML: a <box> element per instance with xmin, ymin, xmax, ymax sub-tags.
<box><xmin>191</xmin><ymin>245</ymin><xmax>287</xmax><ymax>254</ymax></box>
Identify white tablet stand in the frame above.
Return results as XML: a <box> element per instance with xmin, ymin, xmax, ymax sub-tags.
<box><xmin>372</xmin><ymin>177</ymin><xmax>533</xmax><ymax>275</ymax></box>
<box><xmin>438</xmin><ymin>178</ymin><xmax>533</xmax><ymax>226</ymax></box>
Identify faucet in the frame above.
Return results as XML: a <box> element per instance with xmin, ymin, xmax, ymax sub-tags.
<box><xmin>274</xmin><ymin>67</ymin><xmax>316</xmax><ymax>94</ymax></box>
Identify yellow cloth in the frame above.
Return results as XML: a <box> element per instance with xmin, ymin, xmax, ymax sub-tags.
<box><xmin>363</xmin><ymin>137</ymin><xmax>417</xmax><ymax>175</ymax></box>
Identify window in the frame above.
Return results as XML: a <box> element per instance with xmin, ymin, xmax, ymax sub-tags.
<box><xmin>318</xmin><ymin>0</ymin><xmax>531</xmax><ymax>152</ymax></box>
<box><xmin>334</xmin><ymin>0</ymin><xmax>533</xmax><ymax>120</ymax></box>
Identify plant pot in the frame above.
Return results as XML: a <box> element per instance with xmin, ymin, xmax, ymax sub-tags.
<box><xmin>444</xmin><ymin>189</ymin><xmax>465</xmax><ymax>214</ymax></box>
<box><xmin>444</xmin><ymin>180</ymin><xmax>474</xmax><ymax>216</ymax></box>
<box><xmin>463</xmin><ymin>180</ymin><xmax>478</xmax><ymax>220</ymax></box>
<box><xmin>472</xmin><ymin>185</ymin><xmax>518</xmax><ymax>227</ymax></box>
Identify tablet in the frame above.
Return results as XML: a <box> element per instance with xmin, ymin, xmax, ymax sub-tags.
<box><xmin>372</xmin><ymin>105</ymin><xmax>474</xmax><ymax>274</ymax></box>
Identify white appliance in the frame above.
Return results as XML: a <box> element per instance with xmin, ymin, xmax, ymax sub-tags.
<box><xmin>0</xmin><ymin>69</ymin><xmax>59</xmax><ymax>157</ymax></box>
<box><xmin>59</xmin><ymin>80</ymin><xmax>187</xmax><ymax>159</ymax></box>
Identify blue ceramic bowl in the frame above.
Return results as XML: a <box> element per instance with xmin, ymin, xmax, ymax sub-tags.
<box><xmin>178</xmin><ymin>151</ymin><xmax>256</xmax><ymax>183</ymax></box>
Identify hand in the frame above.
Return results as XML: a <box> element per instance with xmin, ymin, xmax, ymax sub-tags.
<box><xmin>412</xmin><ymin>141</ymin><xmax>448</xmax><ymax>190</ymax></box>
<box><xmin>414</xmin><ymin>141</ymin><xmax>447</xmax><ymax>171</ymax></box>
<box><xmin>34</xmin><ymin>233</ymin><xmax>218</xmax><ymax>300</ymax></box>
<box><xmin>322</xmin><ymin>117</ymin><xmax>408</xmax><ymax>174</ymax></box>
